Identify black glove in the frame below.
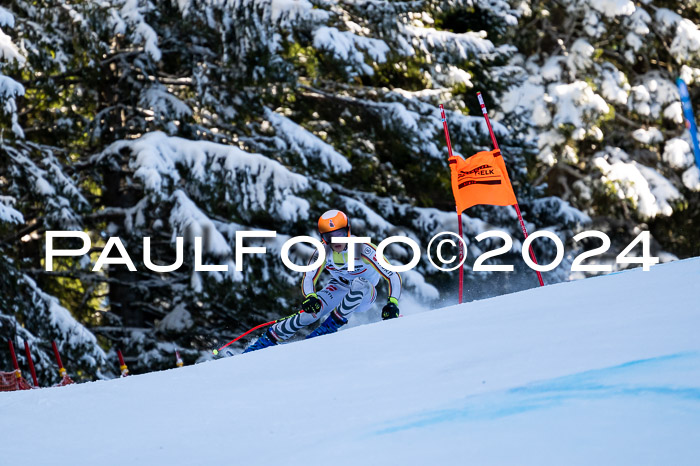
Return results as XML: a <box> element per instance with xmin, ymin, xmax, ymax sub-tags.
<box><xmin>301</xmin><ymin>293</ymin><xmax>322</xmax><ymax>314</ymax></box>
<box><xmin>381</xmin><ymin>301</ymin><xmax>399</xmax><ymax>320</ymax></box>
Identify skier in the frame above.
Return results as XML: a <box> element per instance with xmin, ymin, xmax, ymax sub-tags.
<box><xmin>243</xmin><ymin>209</ymin><xmax>401</xmax><ymax>353</ymax></box>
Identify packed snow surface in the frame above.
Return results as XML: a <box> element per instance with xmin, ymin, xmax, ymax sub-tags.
<box><xmin>3</xmin><ymin>258</ymin><xmax>700</xmax><ymax>465</ymax></box>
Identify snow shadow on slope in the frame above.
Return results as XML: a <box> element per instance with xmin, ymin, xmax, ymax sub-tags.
<box><xmin>373</xmin><ymin>352</ymin><xmax>700</xmax><ymax>435</ymax></box>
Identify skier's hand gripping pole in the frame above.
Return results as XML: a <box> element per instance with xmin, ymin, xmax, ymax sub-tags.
<box><xmin>301</xmin><ymin>293</ymin><xmax>322</xmax><ymax>314</ymax></box>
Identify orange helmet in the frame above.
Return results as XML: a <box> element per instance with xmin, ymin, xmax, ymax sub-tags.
<box><xmin>318</xmin><ymin>210</ymin><xmax>350</xmax><ymax>243</ymax></box>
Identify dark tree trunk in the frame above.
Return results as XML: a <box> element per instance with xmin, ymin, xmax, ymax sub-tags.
<box><xmin>102</xmin><ymin>166</ymin><xmax>143</xmax><ymax>327</ymax></box>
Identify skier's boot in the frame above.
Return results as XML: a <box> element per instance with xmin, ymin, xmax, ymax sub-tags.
<box><xmin>243</xmin><ymin>328</ymin><xmax>278</xmax><ymax>353</ymax></box>
<box><xmin>306</xmin><ymin>310</ymin><xmax>348</xmax><ymax>339</ymax></box>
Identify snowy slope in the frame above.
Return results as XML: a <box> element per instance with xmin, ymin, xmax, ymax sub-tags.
<box><xmin>3</xmin><ymin>258</ymin><xmax>700</xmax><ymax>465</ymax></box>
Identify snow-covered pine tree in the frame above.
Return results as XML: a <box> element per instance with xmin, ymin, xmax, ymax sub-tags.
<box><xmin>74</xmin><ymin>0</ymin><xmax>591</xmax><ymax>372</ymax></box>
<box><xmin>7</xmin><ymin>0</ymin><xmax>695</xmax><ymax>378</ymax></box>
<box><xmin>0</xmin><ymin>4</ymin><xmax>109</xmax><ymax>383</ymax></box>
<box><xmin>498</xmin><ymin>0</ymin><xmax>700</xmax><ymax>261</ymax></box>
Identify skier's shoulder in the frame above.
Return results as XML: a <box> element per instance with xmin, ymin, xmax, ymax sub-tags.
<box><xmin>357</xmin><ymin>237</ymin><xmax>379</xmax><ymax>261</ymax></box>
<box><xmin>357</xmin><ymin>237</ymin><xmax>397</xmax><ymax>273</ymax></box>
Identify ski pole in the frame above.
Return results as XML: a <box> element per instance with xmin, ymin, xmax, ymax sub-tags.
<box><xmin>213</xmin><ymin>311</ymin><xmax>305</xmax><ymax>355</ymax></box>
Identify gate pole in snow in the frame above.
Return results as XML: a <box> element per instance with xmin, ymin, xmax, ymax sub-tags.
<box><xmin>8</xmin><ymin>340</ymin><xmax>22</xmax><ymax>382</ymax></box>
<box><xmin>24</xmin><ymin>340</ymin><xmax>39</xmax><ymax>387</ymax></box>
<box><xmin>476</xmin><ymin>92</ymin><xmax>544</xmax><ymax>287</ymax></box>
<box><xmin>117</xmin><ymin>349</ymin><xmax>129</xmax><ymax>377</ymax></box>
<box><xmin>677</xmin><ymin>78</ymin><xmax>700</xmax><ymax>168</ymax></box>
<box><xmin>51</xmin><ymin>340</ymin><xmax>67</xmax><ymax>378</ymax></box>
<box><xmin>439</xmin><ymin>104</ymin><xmax>465</xmax><ymax>304</ymax></box>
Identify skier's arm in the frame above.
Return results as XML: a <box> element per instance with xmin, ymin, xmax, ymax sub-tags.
<box><xmin>360</xmin><ymin>243</ymin><xmax>402</xmax><ymax>303</ymax></box>
<box><xmin>300</xmin><ymin>250</ymin><xmax>324</xmax><ymax>297</ymax></box>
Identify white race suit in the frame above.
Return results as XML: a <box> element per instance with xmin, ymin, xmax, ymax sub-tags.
<box><xmin>269</xmin><ymin>238</ymin><xmax>402</xmax><ymax>340</ymax></box>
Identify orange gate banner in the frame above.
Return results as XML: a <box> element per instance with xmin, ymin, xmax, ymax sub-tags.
<box><xmin>449</xmin><ymin>149</ymin><xmax>517</xmax><ymax>213</ymax></box>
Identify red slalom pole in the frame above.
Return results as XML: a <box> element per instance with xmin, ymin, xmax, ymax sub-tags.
<box><xmin>476</xmin><ymin>92</ymin><xmax>545</xmax><ymax>287</ymax></box>
<box><xmin>117</xmin><ymin>350</ymin><xmax>129</xmax><ymax>377</ymax></box>
<box><xmin>52</xmin><ymin>340</ymin><xmax>67</xmax><ymax>378</ymax></box>
<box><xmin>439</xmin><ymin>104</ymin><xmax>465</xmax><ymax>304</ymax></box>
<box><xmin>24</xmin><ymin>340</ymin><xmax>39</xmax><ymax>388</ymax></box>
<box><xmin>8</xmin><ymin>340</ymin><xmax>21</xmax><ymax>382</ymax></box>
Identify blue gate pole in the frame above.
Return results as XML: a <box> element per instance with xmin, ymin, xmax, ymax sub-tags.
<box><xmin>677</xmin><ymin>78</ymin><xmax>700</xmax><ymax>168</ymax></box>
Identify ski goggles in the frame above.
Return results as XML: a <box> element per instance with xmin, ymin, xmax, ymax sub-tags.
<box><xmin>321</xmin><ymin>228</ymin><xmax>349</xmax><ymax>244</ymax></box>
